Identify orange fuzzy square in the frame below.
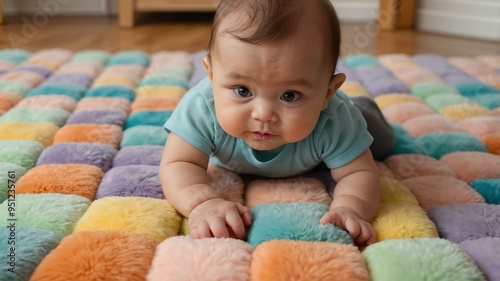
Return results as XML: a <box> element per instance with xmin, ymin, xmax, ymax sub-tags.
<box><xmin>482</xmin><ymin>135</ymin><xmax>500</xmax><ymax>155</ymax></box>
<box><xmin>16</xmin><ymin>164</ymin><xmax>103</xmax><ymax>201</ymax></box>
<box><xmin>130</xmin><ymin>96</ymin><xmax>180</xmax><ymax>113</ymax></box>
<box><xmin>30</xmin><ymin>231</ymin><xmax>157</xmax><ymax>281</ymax></box>
<box><xmin>0</xmin><ymin>92</ymin><xmax>23</xmax><ymax>111</ymax></box>
<box><xmin>250</xmin><ymin>240</ymin><xmax>369</xmax><ymax>281</ymax></box>
<box><xmin>53</xmin><ymin>124</ymin><xmax>123</xmax><ymax>149</ymax></box>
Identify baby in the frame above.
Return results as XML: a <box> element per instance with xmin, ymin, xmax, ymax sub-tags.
<box><xmin>160</xmin><ymin>0</ymin><xmax>384</xmax><ymax>245</ymax></box>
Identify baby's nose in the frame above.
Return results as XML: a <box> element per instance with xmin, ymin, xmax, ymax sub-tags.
<box><xmin>251</xmin><ymin>101</ymin><xmax>277</xmax><ymax>122</ymax></box>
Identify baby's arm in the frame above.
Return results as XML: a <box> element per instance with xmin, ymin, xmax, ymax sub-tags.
<box><xmin>159</xmin><ymin>133</ymin><xmax>252</xmax><ymax>239</ymax></box>
<box><xmin>320</xmin><ymin>149</ymin><xmax>380</xmax><ymax>245</ymax></box>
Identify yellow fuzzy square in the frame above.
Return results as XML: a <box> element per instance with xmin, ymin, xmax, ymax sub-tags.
<box><xmin>379</xmin><ymin>177</ymin><xmax>419</xmax><ymax>205</ymax></box>
<box><xmin>74</xmin><ymin>196</ymin><xmax>182</xmax><ymax>243</ymax></box>
<box><xmin>340</xmin><ymin>82</ymin><xmax>370</xmax><ymax>97</ymax></box>
<box><xmin>441</xmin><ymin>104</ymin><xmax>490</xmax><ymax>121</ymax></box>
<box><xmin>0</xmin><ymin>122</ymin><xmax>59</xmax><ymax>147</ymax></box>
<box><xmin>136</xmin><ymin>85</ymin><xmax>186</xmax><ymax>99</ymax></box>
<box><xmin>375</xmin><ymin>94</ymin><xmax>426</xmax><ymax>110</ymax></box>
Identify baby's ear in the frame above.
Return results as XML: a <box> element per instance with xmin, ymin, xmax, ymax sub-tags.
<box><xmin>202</xmin><ymin>55</ymin><xmax>213</xmax><ymax>81</ymax></box>
<box><xmin>323</xmin><ymin>73</ymin><xmax>346</xmax><ymax>109</ymax></box>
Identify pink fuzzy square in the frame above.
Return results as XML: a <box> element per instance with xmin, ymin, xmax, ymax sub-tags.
<box><xmin>384</xmin><ymin>154</ymin><xmax>456</xmax><ymax>180</ymax></box>
<box><xmin>147</xmin><ymin>236</ymin><xmax>253</xmax><ymax>281</ymax></box>
<box><xmin>459</xmin><ymin>116</ymin><xmax>500</xmax><ymax>139</ymax></box>
<box><xmin>402</xmin><ymin>114</ymin><xmax>466</xmax><ymax>137</ymax></box>
<box><xmin>402</xmin><ymin>175</ymin><xmax>485</xmax><ymax>211</ymax></box>
<box><xmin>376</xmin><ymin>161</ymin><xmax>396</xmax><ymax>178</ymax></box>
<box><xmin>382</xmin><ymin>102</ymin><xmax>436</xmax><ymax>124</ymax></box>
<box><xmin>440</xmin><ymin>152</ymin><xmax>500</xmax><ymax>183</ymax></box>
<box><xmin>74</xmin><ymin>97</ymin><xmax>131</xmax><ymax>114</ymax></box>
<box><xmin>245</xmin><ymin>176</ymin><xmax>331</xmax><ymax>209</ymax></box>
<box><xmin>16</xmin><ymin>95</ymin><xmax>77</xmax><ymax>112</ymax></box>
<box><xmin>207</xmin><ymin>164</ymin><xmax>245</xmax><ymax>204</ymax></box>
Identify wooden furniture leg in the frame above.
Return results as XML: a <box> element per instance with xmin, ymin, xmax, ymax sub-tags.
<box><xmin>118</xmin><ymin>0</ymin><xmax>135</xmax><ymax>27</ymax></box>
<box><xmin>378</xmin><ymin>0</ymin><xmax>415</xmax><ymax>31</ymax></box>
<box><xmin>0</xmin><ymin>0</ymin><xmax>5</xmax><ymax>24</ymax></box>
<box><xmin>397</xmin><ymin>0</ymin><xmax>416</xmax><ymax>28</ymax></box>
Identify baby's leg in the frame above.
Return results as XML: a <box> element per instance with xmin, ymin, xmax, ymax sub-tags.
<box><xmin>349</xmin><ymin>96</ymin><xmax>395</xmax><ymax>161</ymax></box>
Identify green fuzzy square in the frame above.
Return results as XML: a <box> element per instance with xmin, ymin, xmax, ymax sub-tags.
<box><xmin>0</xmin><ymin>140</ymin><xmax>45</xmax><ymax>170</ymax></box>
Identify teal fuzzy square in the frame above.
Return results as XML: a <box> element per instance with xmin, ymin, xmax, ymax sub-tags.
<box><xmin>125</xmin><ymin>111</ymin><xmax>172</xmax><ymax>129</ymax></box>
<box><xmin>0</xmin><ymin>49</ymin><xmax>31</xmax><ymax>64</ymax></box>
<box><xmin>0</xmin><ymin>108</ymin><xmax>69</xmax><ymax>127</ymax></box>
<box><xmin>363</xmin><ymin>238</ymin><xmax>486</xmax><ymax>281</ymax></box>
<box><xmin>0</xmin><ymin>140</ymin><xmax>45</xmax><ymax>170</ymax></box>
<box><xmin>86</xmin><ymin>85</ymin><xmax>135</xmax><ymax>102</ymax></box>
<box><xmin>149</xmin><ymin>67</ymin><xmax>192</xmax><ymax>81</ymax></box>
<box><xmin>425</xmin><ymin>94</ymin><xmax>475</xmax><ymax>112</ymax></box>
<box><xmin>247</xmin><ymin>202</ymin><xmax>352</xmax><ymax>247</ymax></box>
<box><xmin>410</xmin><ymin>83</ymin><xmax>460</xmax><ymax>99</ymax></box>
<box><xmin>0</xmin><ymin>227</ymin><xmax>60</xmax><ymax>281</ymax></box>
<box><xmin>454</xmin><ymin>82</ymin><xmax>500</xmax><ymax>97</ymax></box>
<box><xmin>107</xmin><ymin>50</ymin><xmax>150</xmax><ymax>67</ymax></box>
<box><xmin>389</xmin><ymin>123</ymin><xmax>425</xmax><ymax>155</ymax></box>
<box><xmin>470</xmin><ymin>179</ymin><xmax>500</xmax><ymax>205</ymax></box>
<box><xmin>121</xmin><ymin>125</ymin><xmax>168</xmax><ymax>147</ymax></box>
<box><xmin>0</xmin><ymin>163</ymin><xmax>26</xmax><ymax>203</ymax></box>
<box><xmin>416</xmin><ymin>132</ymin><xmax>488</xmax><ymax>159</ymax></box>
<box><xmin>0</xmin><ymin>194</ymin><xmax>90</xmax><ymax>238</ymax></box>
<box><xmin>26</xmin><ymin>84</ymin><xmax>85</xmax><ymax>101</ymax></box>
<box><xmin>139</xmin><ymin>76</ymin><xmax>189</xmax><ymax>89</ymax></box>
<box><xmin>0</xmin><ymin>81</ymin><xmax>32</xmax><ymax>97</ymax></box>
<box><xmin>343</xmin><ymin>54</ymin><xmax>379</xmax><ymax>69</ymax></box>
<box><xmin>71</xmin><ymin>50</ymin><xmax>110</xmax><ymax>65</ymax></box>
<box><xmin>469</xmin><ymin>93</ymin><xmax>500</xmax><ymax>110</ymax></box>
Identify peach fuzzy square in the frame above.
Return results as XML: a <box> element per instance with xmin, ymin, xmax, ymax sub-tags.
<box><xmin>0</xmin><ymin>71</ymin><xmax>44</xmax><ymax>87</ymax></box>
<box><xmin>147</xmin><ymin>236</ymin><xmax>253</xmax><ymax>281</ymax></box>
<box><xmin>16</xmin><ymin>164</ymin><xmax>103</xmax><ymax>201</ymax></box>
<box><xmin>30</xmin><ymin>231</ymin><xmax>157</xmax><ymax>281</ymax></box>
<box><xmin>0</xmin><ymin>92</ymin><xmax>23</xmax><ymax>111</ymax></box>
<box><xmin>375</xmin><ymin>94</ymin><xmax>426</xmax><ymax>110</ymax></box>
<box><xmin>384</xmin><ymin>154</ymin><xmax>456</xmax><ymax>180</ymax></box>
<box><xmin>382</xmin><ymin>102</ymin><xmax>435</xmax><ymax>124</ymax></box>
<box><xmin>459</xmin><ymin>116</ymin><xmax>500</xmax><ymax>139</ymax></box>
<box><xmin>401</xmin><ymin>114</ymin><xmax>466</xmax><ymax>137</ymax></box>
<box><xmin>74</xmin><ymin>97</ymin><xmax>131</xmax><ymax>114</ymax></box>
<box><xmin>250</xmin><ymin>240</ymin><xmax>369</xmax><ymax>281</ymax></box>
<box><xmin>482</xmin><ymin>135</ymin><xmax>500</xmax><ymax>155</ymax></box>
<box><xmin>130</xmin><ymin>96</ymin><xmax>180</xmax><ymax>113</ymax></box>
<box><xmin>53</xmin><ymin>124</ymin><xmax>123</xmax><ymax>149</ymax></box>
<box><xmin>16</xmin><ymin>95</ymin><xmax>77</xmax><ymax>112</ymax></box>
<box><xmin>440</xmin><ymin>152</ymin><xmax>500</xmax><ymax>183</ymax></box>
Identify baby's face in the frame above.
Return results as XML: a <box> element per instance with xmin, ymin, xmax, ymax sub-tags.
<box><xmin>204</xmin><ymin>12</ymin><xmax>343</xmax><ymax>151</ymax></box>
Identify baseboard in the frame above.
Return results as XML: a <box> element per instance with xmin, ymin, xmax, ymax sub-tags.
<box><xmin>331</xmin><ymin>1</ymin><xmax>378</xmax><ymax>22</ymax></box>
<box><xmin>417</xmin><ymin>0</ymin><xmax>500</xmax><ymax>41</ymax></box>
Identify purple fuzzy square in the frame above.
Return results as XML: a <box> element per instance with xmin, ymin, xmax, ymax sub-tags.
<box><xmin>36</xmin><ymin>142</ymin><xmax>117</xmax><ymax>172</ymax></box>
<box><xmin>95</xmin><ymin>165</ymin><xmax>164</xmax><ymax>199</ymax></box>
<box><xmin>459</xmin><ymin>238</ymin><xmax>500</xmax><ymax>281</ymax></box>
<box><xmin>65</xmin><ymin>110</ymin><xmax>127</xmax><ymax>127</ymax></box>
<box><xmin>113</xmin><ymin>145</ymin><xmax>163</xmax><ymax>167</ymax></box>
<box><xmin>44</xmin><ymin>74</ymin><xmax>93</xmax><ymax>88</ymax></box>
<box><xmin>427</xmin><ymin>203</ymin><xmax>500</xmax><ymax>243</ymax></box>
<box><xmin>15</xmin><ymin>65</ymin><xmax>53</xmax><ymax>78</ymax></box>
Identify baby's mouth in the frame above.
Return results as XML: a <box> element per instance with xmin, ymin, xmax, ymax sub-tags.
<box><xmin>251</xmin><ymin>131</ymin><xmax>274</xmax><ymax>140</ymax></box>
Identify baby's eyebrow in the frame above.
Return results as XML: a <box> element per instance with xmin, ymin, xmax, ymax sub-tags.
<box><xmin>228</xmin><ymin>72</ymin><xmax>313</xmax><ymax>89</ymax></box>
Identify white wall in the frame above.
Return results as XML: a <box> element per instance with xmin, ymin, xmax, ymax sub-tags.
<box><xmin>4</xmin><ymin>0</ymin><xmax>378</xmax><ymax>21</ymax></box>
<box><xmin>417</xmin><ymin>0</ymin><xmax>500</xmax><ymax>41</ymax></box>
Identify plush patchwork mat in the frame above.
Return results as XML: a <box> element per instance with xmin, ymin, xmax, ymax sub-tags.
<box><xmin>0</xmin><ymin>48</ymin><xmax>499</xmax><ymax>281</ymax></box>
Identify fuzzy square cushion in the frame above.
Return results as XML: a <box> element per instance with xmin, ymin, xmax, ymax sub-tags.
<box><xmin>417</xmin><ymin>132</ymin><xmax>488</xmax><ymax>159</ymax></box>
<box><xmin>0</xmin><ymin>194</ymin><xmax>90</xmax><ymax>237</ymax></box>
<box><xmin>74</xmin><ymin>97</ymin><xmax>131</xmax><ymax>114</ymax></box>
<box><xmin>121</xmin><ymin>125</ymin><xmax>168</xmax><ymax>147</ymax></box>
<box><xmin>74</xmin><ymin>196</ymin><xmax>182</xmax><ymax>243</ymax></box>
<box><xmin>15</xmin><ymin>65</ymin><xmax>53</xmax><ymax>79</ymax></box>
<box><xmin>37</xmin><ymin>143</ymin><xmax>117</xmax><ymax>172</ymax></box>
<box><xmin>107</xmin><ymin>50</ymin><xmax>150</xmax><ymax>67</ymax></box>
<box><xmin>0</xmin><ymin>49</ymin><xmax>31</xmax><ymax>63</ymax></box>
<box><xmin>113</xmin><ymin>145</ymin><xmax>163</xmax><ymax>167</ymax></box>
<box><xmin>0</xmin><ymin>140</ymin><xmax>45</xmax><ymax>169</ymax></box>
<box><xmin>0</xmin><ymin>92</ymin><xmax>23</xmax><ymax>111</ymax></box>
<box><xmin>459</xmin><ymin>237</ymin><xmax>500</xmax><ymax>281</ymax></box>
<box><xmin>363</xmin><ymin>238</ymin><xmax>486</xmax><ymax>281</ymax></box>
<box><xmin>384</xmin><ymin>154</ymin><xmax>456</xmax><ymax>180</ymax></box>
<box><xmin>374</xmin><ymin>94</ymin><xmax>425</xmax><ymax>110</ymax></box>
<box><xmin>372</xmin><ymin>203</ymin><xmax>438</xmax><ymax>241</ymax></box>
<box><xmin>65</xmin><ymin>110</ymin><xmax>128</xmax><ymax>127</ymax></box>
<box><xmin>402</xmin><ymin>176</ymin><xmax>485</xmax><ymax>211</ymax></box>
<box><xmin>207</xmin><ymin>164</ymin><xmax>245</xmax><ymax>204</ymax></box>
<box><xmin>381</xmin><ymin>102</ymin><xmax>435</xmax><ymax>124</ymax></box>
<box><xmin>15</xmin><ymin>95</ymin><xmax>77</xmax><ymax>112</ymax></box>
<box><xmin>470</xmin><ymin>179</ymin><xmax>500</xmax><ymax>204</ymax></box>
<box><xmin>16</xmin><ymin>164</ymin><xmax>104</xmax><ymax>201</ymax></box>
<box><xmin>85</xmin><ymin>85</ymin><xmax>135</xmax><ymax>102</ymax></box>
<box><xmin>57</xmin><ymin>62</ymin><xmax>103</xmax><ymax>77</ymax></box>
<box><xmin>96</xmin><ymin>165</ymin><xmax>163</xmax><ymax>199</ymax></box>
<box><xmin>389</xmin><ymin>123</ymin><xmax>426</xmax><ymax>155</ymax></box>
<box><xmin>251</xmin><ymin>240</ymin><xmax>369</xmax><ymax>281</ymax></box>
<box><xmin>101</xmin><ymin>64</ymin><xmax>145</xmax><ymax>81</ymax></box>
<box><xmin>53</xmin><ymin>124</ymin><xmax>123</xmax><ymax>149</ymax></box>
<box><xmin>0</xmin><ymin>81</ymin><xmax>32</xmax><ymax>97</ymax></box>
<box><xmin>440</xmin><ymin>152</ymin><xmax>500</xmax><ymax>183</ymax></box>
<box><xmin>344</xmin><ymin>54</ymin><xmax>380</xmax><ymax>68</ymax></box>
<box><xmin>136</xmin><ymin>85</ymin><xmax>186</xmax><ymax>99</ymax></box>
<box><xmin>245</xmin><ymin>177</ymin><xmax>331</xmax><ymax>209</ymax></box>
<box><xmin>469</xmin><ymin>93</ymin><xmax>500</xmax><ymax>109</ymax></box>
<box><xmin>376</xmin><ymin>161</ymin><xmax>395</xmax><ymax>178</ymax></box>
<box><xmin>139</xmin><ymin>77</ymin><xmax>189</xmax><ymax>90</ymax></box>
<box><xmin>93</xmin><ymin>76</ymin><xmax>137</xmax><ymax>89</ymax></box>
<box><xmin>0</xmin><ymin>108</ymin><xmax>70</xmax><ymax>127</ymax></box>
<box><xmin>339</xmin><ymin>81</ymin><xmax>370</xmax><ymax>97</ymax></box>
<box><xmin>130</xmin><ymin>96</ymin><xmax>180</xmax><ymax>113</ymax></box>
<box><xmin>125</xmin><ymin>110</ymin><xmax>172</xmax><ymax>129</ymax></box>
<box><xmin>0</xmin><ymin>227</ymin><xmax>60</xmax><ymax>281</ymax></box>
<box><xmin>410</xmin><ymin>82</ymin><xmax>460</xmax><ymax>99</ymax></box>
<box><xmin>427</xmin><ymin>203</ymin><xmax>500</xmax><ymax>243</ymax></box>
<box><xmin>0</xmin><ymin>162</ymin><xmax>26</xmax><ymax>202</ymax></box>
<box><xmin>27</xmin><ymin>84</ymin><xmax>86</xmax><ymax>101</ymax></box>
<box><xmin>401</xmin><ymin>114</ymin><xmax>465</xmax><ymax>137</ymax></box>
<box><xmin>0</xmin><ymin>122</ymin><xmax>59</xmax><ymax>147</ymax></box>
<box><xmin>379</xmin><ymin>177</ymin><xmax>419</xmax><ymax>205</ymax></box>
<box><xmin>0</xmin><ymin>70</ymin><xmax>44</xmax><ymax>87</ymax></box>
<box><xmin>147</xmin><ymin>236</ymin><xmax>253</xmax><ymax>281</ymax></box>
<box><xmin>246</xmin><ymin>202</ymin><xmax>352</xmax><ymax>247</ymax></box>
<box><xmin>425</xmin><ymin>94</ymin><xmax>476</xmax><ymax>112</ymax></box>
<box><xmin>30</xmin><ymin>231</ymin><xmax>157</xmax><ymax>281</ymax></box>
<box><xmin>441</xmin><ymin>104</ymin><xmax>490</xmax><ymax>121</ymax></box>
<box><xmin>45</xmin><ymin>73</ymin><xmax>93</xmax><ymax>88</ymax></box>
<box><xmin>72</xmin><ymin>50</ymin><xmax>110</xmax><ymax>65</ymax></box>
<box><xmin>459</xmin><ymin>116</ymin><xmax>500</xmax><ymax>138</ymax></box>
<box><xmin>454</xmin><ymin>82</ymin><xmax>500</xmax><ymax>96</ymax></box>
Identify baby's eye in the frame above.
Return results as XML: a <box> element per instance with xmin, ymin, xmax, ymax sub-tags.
<box><xmin>281</xmin><ymin>91</ymin><xmax>300</xmax><ymax>102</ymax></box>
<box><xmin>233</xmin><ymin>87</ymin><xmax>253</xmax><ymax>98</ymax></box>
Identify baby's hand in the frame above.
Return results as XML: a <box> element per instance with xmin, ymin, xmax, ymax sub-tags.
<box><xmin>320</xmin><ymin>207</ymin><xmax>376</xmax><ymax>245</ymax></box>
<box><xmin>188</xmin><ymin>198</ymin><xmax>252</xmax><ymax>240</ymax></box>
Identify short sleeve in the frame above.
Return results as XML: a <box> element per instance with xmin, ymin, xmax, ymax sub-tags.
<box><xmin>319</xmin><ymin>92</ymin><xmax>373</xmax><ymax>168</ymax></box>
<box><xmin>164</xmin><ymin>81</ymin><xmax>217</xmax><ymax>155</ymax></box>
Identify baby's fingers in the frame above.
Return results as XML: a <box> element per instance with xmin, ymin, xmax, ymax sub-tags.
<box><xmin>225</xmin><ymin>210</ymin><xmax>246</xmax><ymax>240</ymax></box>
<box><xmin>208</xmin><ymin>217</ymin><xmax>230</xmax><ymax>238</ymax></box>
<box><xmin>190</xmin><ymin>221</ymin><xmax>212</xmax><ymax>239</ymax></box>
<box><xmin>236</xmin><ymin>203</ymin><xmax>252</xmax><ymax>227</ymax></box>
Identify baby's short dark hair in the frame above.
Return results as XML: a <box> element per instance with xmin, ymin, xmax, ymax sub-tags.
<box><xmin>207</xmin><ymin>0</ymin><xmax>342</xmax><ymax>71</ymax></box>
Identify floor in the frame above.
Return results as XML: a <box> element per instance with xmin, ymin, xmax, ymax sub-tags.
<box><xmin>0</xmin><ymin>13</ymin><xmax>499</xmax><ymax>56</ymax></box>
